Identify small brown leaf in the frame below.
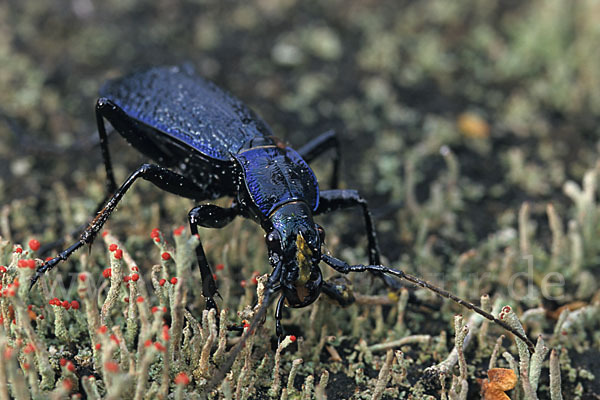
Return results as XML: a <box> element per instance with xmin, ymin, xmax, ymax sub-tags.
<box><xmin>480</xmin><ymin>368</ymin><xmax>517</xmax><ymax>400</ymax></box>
<box><xmin>546</xmin><ymin>301</ymin><xmax>587</xmax><ymax>320</ymax></box>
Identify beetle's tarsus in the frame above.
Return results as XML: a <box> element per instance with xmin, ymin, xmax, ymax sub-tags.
<box><xmin>30</xmin><ymin>257</ymin><xmax>56</xmax><ymax>289</ymax></box>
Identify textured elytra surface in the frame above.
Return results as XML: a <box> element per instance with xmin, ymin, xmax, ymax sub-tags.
<box><xmin>235</xmin><ymin>146</ymin><xmax>319</xmax><ymax>217</ymax></box>
<box><xmin>99</xmin><ymin>65</ymin><xmax>275</xmax><ymax>161</ymax></box>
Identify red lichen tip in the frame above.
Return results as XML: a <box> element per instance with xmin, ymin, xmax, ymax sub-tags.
<box><xmin>170</xmin><ymin>277</ymin><xmax>178</xmax><ymax>285</ymax></box>
<box><xmin>136</xmin><ymin>296</ymin><xmax>144</xmax><ymax>303</ymax></box>
<box><xmin>240</xmin><ymin>280</ymin><xmax>247</xmax><ymax>288</ymax></box>
<box><xmin>131</xmin><ymin>266</ymin><xmax>139</xmax><ymax>272</ymax></box>
<box><xmin>108</xmin><ymin>244</ymin><xmax>118</xmax><ymax>252</ymax></box>
<box><xmin>154</xmin><ymin>342</ymin><xmax>166</xmax><ymax>352</ymax></box>
<box><xmin>131</xmin><ymin>273</ymin><xmax>140</xmax><ymax>282</ymax></box>
<box><xmin>150</xmin><ymin>228</ymin><xmax>160</xmax><ymax>238</ymax></box>
<box><xmin>14</xmin><ymin>247</ymin><xmax>22</xmax><ymax>254</ymax></box>
<box><xmin>114</xmin><ymin>249</ymin><xmax>123</xmax><ymax>259</ymax></box>
<box><xmin>104</xmin><ymin>361</ymin><xmax>119</xmax><ymax>373</ymax></box>
<box><xmin>66</xmin><ymin>361</ymin><xmax>76</xmax><ymax>373</ymax></box>
<box><xmin>0</xmin><ymin>266</ymin><xmax>6</xmax><ymax>273</ymax></box>
<box><xmin>98</xmin><ymin>325</ymin><xmax>108</xmax><ymax>334</ymax></box>
<box><xmin>62</xmin><ymin>300</ymin><xmax>70</xmax><ymax>310</ymax></box>
<box><xmin>502</xmin><ymin>306</ymin><xmax>511</xmax><ymax>313</ymax></box>
<box><xmin>28</xmin><ymin>239</ymin><xmax>40</xmax><ymax>251</ymax></box>
<box><xmin>123</xmin><ymin>276</ymin><xmax>130</xmax><ymax>283</ymax></box>
<box><xmin>173</xmin><ymin>226</ymin><xmax>185</xmax><ymax>236</ymax></box>
<box><xmin>216</xmin><ymin>263</ymin><xmax>225</xmax><ymax>271</ymax></box>
<box><xmin>62</xmin><ymin>378</ymin><xmax>73</xmax><ymax>391</ymax></box>
<box><xmin>3</xmin><ymin>347</ymin><xmax>13</xmax><ymax>360</ymax></box>
<box><xmin>18</xmin><ymin>259</ymin><xmax>36</xmax><ymax>269</ymax></box>
<box><xmin>159</xmin><ymin>278</ymin><xmax>166</xmax><ymax>286</ymax></box>
<box><xmin>161</xmin><ymin>252</ymin><xmax>171</xmax><ymax>261</ymax></box>
<box><xmin>71</xmin><ymin>300</ymin><xmax>80</xmax><ymax>310</ymax></box>
<box><xmin>289</xmin><ymin>335</ymin><xmax>297</xmax><ymax>342</ymax></box>
<box><xmin>101</xmin><ymin>231</ymin><xmax>109</xmax><ymax>237</ymax></box>
<box><xmin>102</xmin><ymin>268</ymin><xmax>112</xmax><ymax>278</ymax></box>
<box><xmin>144</xmin><ymin>339</ymin><xmax>152</xmax><ymax>347</ymax></box>
<box><xmin>174</xmin><ymin>372</ymin><xmax>190</xmax><ymax>385</ymax></box>
<box><xmin>23</xmin><ymin>343</ymin><xmax>35</xmax><ymax>354</ymax></box>
<box><xmin>151</xmin><ymin>306</ymin><xmax>159</xmax><ymax>313</ymax></box>
<box><xmin>95</xmin><ymin>343</ymin><xmax>101</xmax><ymax>350</ymax></box>
<box><xmin>78</xmin><ymin>273</ymin><xmax>87</xmax><ymax>282</ymax></box>
<box><xmin>60</xmin><ymin>358</ymin><xmax>68</xmax><ymax>367</ymax></box>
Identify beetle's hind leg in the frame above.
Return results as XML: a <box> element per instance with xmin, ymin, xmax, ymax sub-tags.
<box><xmin>96</xmin><ymin>98</ymin><xmax>118</xmax><ymax>194</ymax></box>
<box><xmin>31</xmin><ymin>163</ymin><xmax>211</xmax><ymax>288</ymax></box>
<box><xmin>298</xmin><ymin>129</ymin><xmax>340</xmax><ymax>189</ymax></box>
<box><xmin>38</xmin><ymin>100</ymin><xmax>119</xmax><ymax>257</ymax></box>
<box><xmin>187</xmin><ymin>204</ymin><xmax>239</xmax><ymax>311</ymax></box>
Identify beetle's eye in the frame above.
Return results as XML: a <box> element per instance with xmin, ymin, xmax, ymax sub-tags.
<box><xmin>266</xmin><ymin>230</ymin><xmax>281</xmax><ymax>251</ymax></box>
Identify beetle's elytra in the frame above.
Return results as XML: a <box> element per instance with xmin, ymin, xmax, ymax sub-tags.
<box><xmin>32</xmin><ymin>64</ymin><xmax>535</xmax><ymax>354</ymax></box>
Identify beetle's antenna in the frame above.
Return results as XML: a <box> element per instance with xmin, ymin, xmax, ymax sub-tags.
<box><xmin>321</xmin><ymin>254</ymin><xmax>536</xmax><ymax>354</ymax></box>
<box><xmin>205</xmin><ymin>283</ymin><xmax>275</xmax><ymax>392</ymax></box>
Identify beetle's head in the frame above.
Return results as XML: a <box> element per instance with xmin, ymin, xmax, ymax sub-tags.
<box><xmin>266</xmin><ymin>201</ymin><xmax>325</xmax><ymax>307</ymax></box>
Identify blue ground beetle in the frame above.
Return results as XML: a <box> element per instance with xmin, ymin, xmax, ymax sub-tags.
<box><xmin>31</xmin><ymin>65</ymin><xmax>534</xmax><ymax>353</ymax></box>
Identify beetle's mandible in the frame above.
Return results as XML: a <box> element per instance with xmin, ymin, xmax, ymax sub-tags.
<box><xmin>31</xmin><ymin>65</ymin><xmax>535</xmax><ymax>354</ymax></box>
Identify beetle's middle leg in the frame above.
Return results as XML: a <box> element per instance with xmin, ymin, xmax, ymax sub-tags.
<box><xmin>297</xmin><ymin>129</ymin><xmax>340</xmax><ymax>189</ymax></box>
<box><xmin>187</xmin><ymin>204</ymin><xmax>239</xmax><ymax>311</ymax></box>
<box><xmin>31</xmin><ymin>163</ymin><xmax>211</xmax><ymax>287</ymax></box>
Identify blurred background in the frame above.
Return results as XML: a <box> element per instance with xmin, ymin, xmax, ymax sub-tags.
<box><xmin>1</xmin><ymin>1</ymin><xmax>600</xmax><ymax>397</ymax></box>
<box><xmin>2</xmin><ymin>0</ymin><xmax>600</xmax><ymax>256</ymax></box>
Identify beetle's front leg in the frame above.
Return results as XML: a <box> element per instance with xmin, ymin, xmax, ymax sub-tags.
<box><xmin>275</xmin><ymin>294</ymin><xmax>285</xmax><ymax>340</ymax></box>
<box><xmin>188</xmin><ymin>204</ymin><xmax>239</xmax><ymax>311</ymax></box>
<box><xmin>321</xmin><ymin>254</ymin><xmax>537</xmax><ymax>353</ymax></box>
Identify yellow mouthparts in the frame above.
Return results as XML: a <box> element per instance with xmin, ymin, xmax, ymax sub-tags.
<box><xmin>296</xmin><ymin>233</ymin><xmax>313</xmax><ymax>286</ymax></box>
